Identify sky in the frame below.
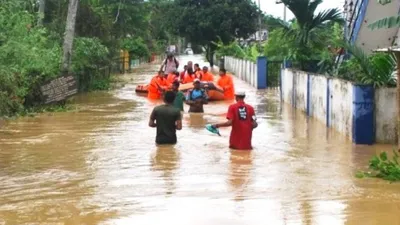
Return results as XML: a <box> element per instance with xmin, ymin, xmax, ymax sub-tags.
<box><xmin>254</xmin><ymin>0</ymin><xmax>345</xmax><ymax>21</ymax></box>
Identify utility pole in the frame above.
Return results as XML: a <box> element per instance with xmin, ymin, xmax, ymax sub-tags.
<box><xmin>283</xmin><ymin>4</ymin><xmax>287</xmax><ymax>22</ymax></box>
<box><xmin>275</xmin><ymin>0</ymin><xmax>287</xmax><ymax>22</ymax></box>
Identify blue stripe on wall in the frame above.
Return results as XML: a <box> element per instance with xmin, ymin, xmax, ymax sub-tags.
<box><xmin>279</xmin><ymin>68</ymin><xmax>283</xmax><ymax>102</ymax></box>
<box><xmin>326</xmin><ymin>78</ymin><xmax>331</xmax><ymax>127</ymax></box>
<box><xmin>292</xmin><ymin>73</ymin><xmax>296</xmax><ymax>108</ymax></box>
<box><xmin>306</xmin><ymin>74</ymin><xmax>311</xmax><ymax>116</ymax></box>
<box><xmin>351</xmin><ymin>0</ymin><xmax>369</xmax><ymax>44</ymax></box>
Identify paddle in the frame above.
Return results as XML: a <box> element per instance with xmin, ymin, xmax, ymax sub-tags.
<box><xmin>205</xmin><ymin>124</ymin><xmax>221</xmax><ymax>136</ymax></box>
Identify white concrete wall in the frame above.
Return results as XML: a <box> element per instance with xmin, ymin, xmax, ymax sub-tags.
<box><xmin>224</xmin><ymin>56</ymin><xmax>257</xmax><ymax>88</ymax></box>
<box><xmin>294</xmin><ymin>70</ymin><xmax>308</xmax><ymax>112</ymax></box>
<box><xmin>281</xmin><ymin>68</ymin><xmax>397</xmax><ymax>143</ymax></box>
<box><xmin>330</xmin><ymin>79</ymin><xmax>353</xmax><ymax>137</ymax></box>
<box><xmin>356</xmin><ymin>0</ymin><xmax>399</xmax><ymax>53</ymax></box>
<box><xmin>282</xmin><ymin>69</ymin><xmax>353</xmax><ymax>138</ymax></box>
<box><xmin>281</xmin><ymin>69</ymin><xmax>293</xmax><ymax>103</ymax></box>
<box><xmin>375</xmin><ymin>87</ymin><xmax>397</xmax><ymax>143</ymax></box>
<box><xmin>309</xmin><ymin>75</ymin><xmax>328</xmax><ymax>124</ymax></box>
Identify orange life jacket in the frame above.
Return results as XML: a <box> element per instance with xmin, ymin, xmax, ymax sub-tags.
<box><xmin>217</xmin><ymin>74</ymin><xmax>235</xmax><ymax>99</ymax></box>
<box><xmin>148</xmin><ymin>75</ymin><xmax>168</xmax><ymax>99</ymax></box>
<box><xmin>201</xmin><ymin>72</ymin><xmax>214</xmax><ymax>82</ymax></box>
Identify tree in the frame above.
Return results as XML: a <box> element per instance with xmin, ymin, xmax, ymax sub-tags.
<box><xmin>263</xmin><ymin>15</ymin><xmax>285</xmax><ymax>32</ymax></box>
<box><xmin>279</xmin><ymin>0</ymin><xmax>343</xmax><ymax>65</ymax></box>
<box><xmin>62</xmin><ymin>0</ymin><xmax>79</xmax><ymax>74</ymax></box>
<box><xmin>167</xmin><ymin>0</ymin><xmax>261</xmax><ymax>66</ymax></box>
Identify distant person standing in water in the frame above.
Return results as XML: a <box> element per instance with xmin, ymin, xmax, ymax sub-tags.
<box><xmin>186</xmin><ymin>79</ymin><xmax>208</xmax><ymax>113</ymax></box>
<box><xmin>171</xmin><ymin>81</ymin><xmax>186</xmax><ymax>112</ymax></box>
<box><xmin>212</xmin><ymin>91</ymin><xmax>257</xmax><ymax>150</ymax></box>
<box><xmin>149</xmin><ymin>91</ymin><xmax>182</xmax><ymax>145</ymax></box>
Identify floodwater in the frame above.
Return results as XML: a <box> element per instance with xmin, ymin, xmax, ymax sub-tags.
<box><xmin>0</xmin><ymin>55</ymin><xmax>399</xmax><ymax>225</ymax></box>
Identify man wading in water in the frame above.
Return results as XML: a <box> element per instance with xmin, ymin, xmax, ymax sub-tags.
<box><xmin>212</xmin><ymin>91</ymin><xmax>257</xmax><ymax>150</ymax></box>
<box><xmin>186</xmin><ymin>79</ymin><xmax>208</xmax><ymax>113</ymax></box>
<box><xmin>171</xmin><ymin>81</ymin><xmax>186</xmax><ymax>112</ymax></box>
<box><xmin>149</xmin><ymin>91</ymin><xmax>182</xmax><ymax>145</ymax></box>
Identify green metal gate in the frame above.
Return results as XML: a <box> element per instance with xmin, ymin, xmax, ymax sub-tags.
<box><xmin>267</xmin><ymin>60</ymin><xmax>283</xmax><ymax>88</ymax></box>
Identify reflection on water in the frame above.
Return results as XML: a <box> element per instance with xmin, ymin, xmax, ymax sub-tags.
<box><xmin>228</xmin><ymin>150</ymin><xmax>253</xmax><ymax>202</ymax></box>
<box><xmin>151</xmin><ymin>146</ymin><xmax>180</xmax><ymax>196</ymax></box>
<box><xmin>0</xmin><ymin>55</ymin><xmax>400</xmax><ymax>224</ymax></box>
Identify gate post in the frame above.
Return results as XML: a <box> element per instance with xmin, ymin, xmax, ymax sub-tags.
<box><xmin>352</xmin><ymin>84</ymin><xmax>375</xmax><ymax>145</ymax></box>
<box><xmin>257</xmin><ymin>56</ymin><xmax>267</xmax><ymax>89</ymax></box>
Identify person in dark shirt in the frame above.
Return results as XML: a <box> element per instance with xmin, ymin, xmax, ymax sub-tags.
<box><xmin>149</xmin><ymin>91</ymin><xmax>182</xmax><ymax>145</ymax></box>
<box><xmin>186</xmin><ymin>79</ymin><xmax>208</xmax><ymax>113</ymax></box>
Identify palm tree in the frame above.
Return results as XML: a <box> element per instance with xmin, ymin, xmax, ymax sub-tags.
<box><xmin>276</xmin><ymin>0</ymin><xmax>343</xmax><ymax>69</ymax></box>
<box><xmin>280</xmin><ymin>0</ymin><xmax>343</xmax><ymax>45</ymax></box>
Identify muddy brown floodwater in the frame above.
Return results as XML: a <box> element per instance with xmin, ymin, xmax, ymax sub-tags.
<box><xmin>1</xmin><ymin>55</ymin><xmax>400</xmax><ymax>225</ymax></box>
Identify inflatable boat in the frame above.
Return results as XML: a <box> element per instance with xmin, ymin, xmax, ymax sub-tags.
<box><xmin>135</xmin><ymin>81</ymin><xmax>225</xmax><ymax>101</ymax></box>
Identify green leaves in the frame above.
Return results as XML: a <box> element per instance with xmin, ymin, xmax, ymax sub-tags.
<box><xmin>121</xmin><ymin>37</ymin><xmax>150</xmax><ymax>59</ymax></box>
<box><xmin>357</xmin><ymin>150</ymin><xmax>400</xmax><ymax>182</ymax></box>
<box><xmin>168</xmin><ymin>0</ymin><xmax>261</xmax><ymax>46</ymax></box>
<box><xmin>277</xmin><ymin>0</ymin><xmax>343</xmax><ymax>69</ymax></box>
<box><xmin>342</xmin><ymin>43</ymin><xmax>396</xmax><ymax>86</ymax></box>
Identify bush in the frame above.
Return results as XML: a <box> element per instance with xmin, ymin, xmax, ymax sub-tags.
<box><xmin>71</xmin><ymin>37</ymin><xmax>111</xmax><ymax>92</ymax></box>
<box><xmin>121</xmin><ymin>37</ymin><xmax>150</xmax><ymax>59</ymax></box>
<box><xmin>339</xmin><ymin>44</ymin><xmax>396</xmax><ymax>87</ymax></box>
<box><xmin>72</xmin><ymin>37</ymin><xmax>110</xmax><ymax>71</ymax></box>
<box><xmin>356</xmin><ymin>151</ymin><xmax>400</xmax><ymax>182</ymax></box>
<box><xmin>0</xmin><ymin>4</ymin><xmax>62</xmax><ymax>116</ymax></box>
<box><xmin>214</xmin><ymin>41</ymin><xmax>246</xmax><ymax>60</ymax></box>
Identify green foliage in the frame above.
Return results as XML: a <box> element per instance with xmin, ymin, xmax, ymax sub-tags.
<box><xmin>263</xmin><ymin>15</ymin><xmax>285</xmax><ymax>32</ymax></box>
<box><xmin>357</xmin><ymin>150</ymin><xmax>400</xmax><ymax>182</ymax></box>
<box><xmin>0</xmin><ymin>3</ymin><xmax>61</xmax><ymax>116</ymax></box>
<box><xmin>72</xmin><ymin>37</ymin><xmax>110</xmax><ymax>72</ymax></box>
<box><xmin>0</xmin><ymin>0</ymin><xmax>174</xmax><ymax>117</ymax></box>
<box><xmin>168</xmin><ymin>0</ymin><xmax>261</xmax><ymax>65</ymax></box>
<box><xmin>279</xmin><ymin>0</ymin><xmax>343</xmax><ymax>67</ymax></box>
<box><xmin>214</xmin><ymin>40</ymin><xmax>247</xmax><ymax>60</ymax></box>
<box><xmin>214</xmin><ymin>38</ymin><xmax>261</xmax><ymax>63</ymax></box>
<box><xmin>264</xmin><ymin>29</ymin><xmax>292</xmax><ymax>61</ymax></box>
<box><xmin>89</xmin><ymin>77</ymin><xmax>112</xmax><ymax>91</ymax></box>
<box><xmin>339</xmin><ymin>43</ymin><xmax>396</xmax><ymax>86</ymax></box>
<box><xmin>121</xmin><ymin>37</ymin><xmax>150</xmax><ymax>59</ymax></box>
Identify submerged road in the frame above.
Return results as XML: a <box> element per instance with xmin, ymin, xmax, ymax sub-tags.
<box><xmin>0</xmin><ymin>55</ymin><xmax>399</xmax><ymax>225</ymax></box>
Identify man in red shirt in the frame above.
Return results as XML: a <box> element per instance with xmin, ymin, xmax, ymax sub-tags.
<box><xmin>212</xmin><ymin>91</ymin><xmax>257</xmax><ymax>150</ymax></box>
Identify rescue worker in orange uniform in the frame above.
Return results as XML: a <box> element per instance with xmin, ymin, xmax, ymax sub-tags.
<box><xmin>167</xmin><ymin>70</ymin><xmax>180</xmax><ymax>84</ymax></box>
<box><xmin>217</xmin><ymin>68</ymin><xmax>235</xmax><ymax>100</ymax></box>
<box><xmin>148</xmin><ymin>70</ymin><xmax>169</xmax><ymax>99</ymax></box>
<box><xmin>180</xmin><ymin>65</ymin><xmax>188</xmax><ymax>81</ymax></box>
<box><xmin>200</xmin><ymin>66</ymin><xmax>214</xmax><ymax>82</ymax></box>
<box><xmin>194</xmin><ymin>63</ymin><xmax>203</xmax><ymax>79</ymax></box>
<box><xmin>182</xmin><ymin>68</ymin><xmax>196</xmax><ymax>84</ymax></box>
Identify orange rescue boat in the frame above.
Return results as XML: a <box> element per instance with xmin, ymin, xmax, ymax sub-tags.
<box><xmin>135</xmin><ymin>82</ymin><xmax>225</xmax><ymax>101</ymax></box>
